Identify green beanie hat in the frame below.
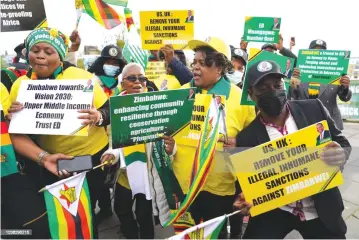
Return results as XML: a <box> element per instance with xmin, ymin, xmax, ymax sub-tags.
<box><xmin>25</xmin><ymin>27</ymin><xmax>69</xmax><ymax>60</ymax></box>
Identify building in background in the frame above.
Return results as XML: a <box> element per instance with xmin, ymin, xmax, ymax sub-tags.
<box><xmin>348</xmin><ymin>58</ymin><xmax>359</xmax><ymax>80</ymax></box>
<box><xmin>84</xmin><ymin>45</ymin><xmax>101</xmax><ymax>55</ymax></box>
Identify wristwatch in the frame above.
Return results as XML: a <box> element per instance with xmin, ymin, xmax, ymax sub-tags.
<box><xmin>96</xmin><ymin>112</ymin><xmax>103</xmax><ymax>126</ymax></box>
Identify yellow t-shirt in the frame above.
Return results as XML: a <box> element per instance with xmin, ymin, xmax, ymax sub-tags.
<box><xmin>173</xmin><ymin>83</ymin><xmax>256</xmax><ymax>196</ymax></box>
<box><xmin>10</xmin><ymin>67</ymin><xmax>109</xmax><ymax>156</ymax></box>
<box><xmin>1</xmin><ymin>83</ymin><xmax>11</xmax><ymax>116</ymax></box>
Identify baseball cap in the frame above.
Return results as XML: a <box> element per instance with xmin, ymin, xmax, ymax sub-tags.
<box><xmin>231</xmin><ymin>48</ymin><xmax>248</xmax><ymax>64</ymax></box>
<box><xmin>188</xmin><ymin>37</ymin><xmax>231</xmax><ymax>59</ymax></box>
<box><xmin>247</xmin><ymin>60</ymin><xmax>286</xmax><ymax>87</ymax></box>
<box><xmin>261</xmin><ymin>43</ymin><xmax>277</xmax><ymax>51</ymax></box>
<box><xmin>101</xmin><ymin>45</ymin><xmax>124</xmax><ymax>60</ymax></box>
<box><xmin>309</xmin><ymin>39</ymin><xmax>327</xmax><ymax>49</ymax></box>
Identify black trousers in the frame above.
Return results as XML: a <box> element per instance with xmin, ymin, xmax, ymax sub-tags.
<box><xmin>243</xmin><ymin>208</ymin><xmax>346</xmax><ymax>239</ymax></box>
<box><xmin>189</xmin><ymin>191</ymin><xmax>235</xmax><ymax>239</ymax></box>
<box><xmin>114</xmin><ymin>183</ymin><xmax>154</xmax><ymax>239</ymax></box>
<box><xmin>97</xmin><ymin>163</ymin><xmax>118</xmax><ymax>212</ymax></box>
<box><xmin>1</xmin><ymin>173</ymin><xmax>50</xmax><ymax>239</ymax></box>
<box><xmin>23</xmin><ymin>145</ymin><xmax>109</xmax><ymax>239</ymax></box>
<box><xmin>229</xmin><ymin>181</ymin><xmax>243</xmax><ymax>237</ymax></box>
<box><xmin>98</xmin><ymin>187</ymin><xmax>112</xmax><ymax>211</ymax></box>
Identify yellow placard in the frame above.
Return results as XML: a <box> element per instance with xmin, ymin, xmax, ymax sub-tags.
<box><xmin>139</xmin><ymin>10</ymin><xmax>195</xmax><ymax>50</ymax></box>
<box><xmin>249</xmin><ymin>48</ymin><xmax>261</xmax><ymax>59</ymax></box>
<box><xmin>174</xmin><ymin>94</ymin><xmax>226</xmax><ymax>148</ymax></box>
<box><xmin>145</xmin><ymin>61</ymin><xmax>167</xmax><ymax>81</ymax></box>
<box><xmin>231</xmin><ymin>120</ymin><xmax>344</xmax><ymax>217</ymax></box>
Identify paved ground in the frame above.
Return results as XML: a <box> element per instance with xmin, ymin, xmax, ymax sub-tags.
<box><xmin>98</xmin><ymin>122</ymin><xmax>359</xmax><ymax>239</ymax></box>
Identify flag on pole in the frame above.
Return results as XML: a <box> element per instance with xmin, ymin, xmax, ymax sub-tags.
<box><xmin>75</xmin><ymin>0</ymin><xmax>84</xmax><ymax>29</ymax></box>
<box><xmin>103</xmin><ymin>0</ymin><xmax>128</xmax><ymax>7</ymax></box>
<box><xmin>164</xmin><ymin>96</ymin><xmax>222</xmax><ymax>227</ymax></box>
<box><xmin>124</xmin><ymin>8</ymin><xmax>134</xmax><ymax>31</ymax></box>
<box><xmin>43</xmin><ymin>172</ymin><xmax>93</xmax><ymax>239</ymax></box>
<box><xmin>122</xmin><ymin>41</ymin><xmax>149</xmax><ymax>70</ymax></box>
<box><xmin>82</xmin><ymin>0</ymin><xmax>124</xmax><ymax>29</ymax></box>
<box><xmin>168</xmin><ymin>215</ymin><xmax>227</xmax><ymax>240</ymax></box>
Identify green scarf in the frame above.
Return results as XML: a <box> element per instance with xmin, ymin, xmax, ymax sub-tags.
<box><xmin>99</xmin><ymin>75</ymin><xmax>118</xmax><ymax>89</ymax></box>
<box><xmin>151</xmin><ymin>140</ymin><xmax>184</xmax><ymax>210</ymax></box>
<box><xmin>190</xmin><ymin>76</ymin><xmax>231</xmax><ymax>99</ymax></box>
<box><xmin>29</xmin><ymin>65</ymin><xmax>63</xmax><ymax>80</ymax></box>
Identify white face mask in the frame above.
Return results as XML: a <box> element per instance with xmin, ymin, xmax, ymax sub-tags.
<box><xmin>227</xmin><ymin>70</ymin><xmax>244</xmax><ymax>85</ymax></box>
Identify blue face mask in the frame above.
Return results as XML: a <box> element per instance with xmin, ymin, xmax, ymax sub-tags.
<box><xmin>103</xmin><ymin>64</ymin><xmax>120</xmax><ymax>77</ymax></box>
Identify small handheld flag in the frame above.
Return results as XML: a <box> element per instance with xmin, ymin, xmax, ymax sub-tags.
<box><xmin>42</xmin><ymin>172</ymin><xmax>93</xmax><ymax>239</ymax></box>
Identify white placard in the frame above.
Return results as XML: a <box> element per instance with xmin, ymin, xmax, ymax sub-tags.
<box><xmin>9</xmin><ymin>79</ymin><xmax>94</xmax><ymax>136</ymax></box>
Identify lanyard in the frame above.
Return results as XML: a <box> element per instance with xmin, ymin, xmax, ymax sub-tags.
<box><xmin>259</xmin><ymin>117</ymin><xmax>289</xmax><ymax>136</ymax></box>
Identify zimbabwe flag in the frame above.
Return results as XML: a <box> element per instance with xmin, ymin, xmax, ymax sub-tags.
<box><xmin>164</xmin><ymin>96</ymin><xmax>222</xmax><ymax>227</ymax></box>
<box><xmin>82</xmin><ymin>0</ymin><xmax>124</xmax><ymax>29</ymax></box>
<box><xmin>124</xmin><ymin>8</ymin><xmax>134</xmax><ymax>31</ymax></box>
<box><xmin>0</xmin><ymin>94</ymin><xmax>18</xmax><ymax>178</ymax></box>
<box><xmin>43</xmin><ymin>172</ymin><xmax>93</xmax><ymax>239</ymax></box>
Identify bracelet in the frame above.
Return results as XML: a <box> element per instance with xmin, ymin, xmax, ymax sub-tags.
<box><xmin>96</xmin><ymin>111</ymin><xmax>103</xmax><ymax>126</ymax></box>
<box><xmin>37</xmin><ymin>151</ymin><xmax>49</xmax><ymax>167</ymax></box>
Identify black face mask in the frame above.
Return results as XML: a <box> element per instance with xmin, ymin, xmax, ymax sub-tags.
<box><xmin>257</xmin><ymin>89</ymin><xmax>287</xmax><ymax>117</ymax></box>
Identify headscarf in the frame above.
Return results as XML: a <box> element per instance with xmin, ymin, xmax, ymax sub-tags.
<box><xmin>25</xmin><ymin>27</ymin><xmax>69</xmax><ymax>60</ymax></box>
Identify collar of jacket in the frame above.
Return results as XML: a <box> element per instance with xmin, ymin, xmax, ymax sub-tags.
<box><xmin>190</xmin><ymin>76</ymin><xmax>231</xmax><ymax>99</ymax></box>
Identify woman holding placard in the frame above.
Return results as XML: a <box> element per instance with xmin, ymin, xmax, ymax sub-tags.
<box><xmin>101</xmin><ymin>63</ymin><xmax>176</xmax><ymax>239</ymax></box>
<box><xmin>173</xmin><ymin>36</ymin><xmax>256</xmax><ymax>238</ymax></box>
<box><xmin>7</xmin><ymin>27</ymin><xmax>110</xmax><ymax>237</ymax></box>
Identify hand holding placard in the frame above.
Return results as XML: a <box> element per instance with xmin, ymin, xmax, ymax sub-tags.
<box><xmin>77</xmin><ymin>107</ymin><xmax>101</xmax><ymax>127</ymax></box>
<box><xmin>233</xmin><ymin>193</ymin><xmax>252</xmax><ymax>215</ymax></box>
<box><xmin>160</xmin><ymin>44</ymin><xmax>175</xmax><ymax>65</ymax></box>
<box><xmin>6</xmin><ymin>101</ymin><xmax>24</xmax><ymax>121</ymax></box>
<box><xmin>321</xmin><ymin>141</ymin><xmax>346</xmax><ymax>167</ymax></box>
<box><xmin>162</xmin><ymin>135</ymin><xmax>176</xmax><ymax>155</ymax></box>
<box><xmin>339</xmin><ymin>75</ymin><xmax>350</xmax><ymax>89</ymax></box>
<box><xmin>274</xmin><ymin>33</ymin><xmax>284</xmax><ymax>51</ymax></box>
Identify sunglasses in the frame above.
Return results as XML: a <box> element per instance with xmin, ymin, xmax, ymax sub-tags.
<box><xmin>124</xmin><ymin>75</ymin><xmax>148</xmax><ymax>82</ymax></box>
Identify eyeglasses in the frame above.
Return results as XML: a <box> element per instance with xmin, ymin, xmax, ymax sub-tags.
<box><xmin>124</xmin><ymin>75</ymin><xmax>148</xmax><ymax>82</ymax></box>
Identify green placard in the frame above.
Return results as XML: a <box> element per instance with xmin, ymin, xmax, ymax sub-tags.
<box><xmin>243</xmin><ymin>16</ymin><xmax>281</xmax><ymax>43</ymax></box>
<box><xmin>240</xmin><ymin>50</ymin><xmax>295</xmax><ymax>105</ymax></box>
<box><xmin>110</xmin><ymin>88</ymin><xmax>195</xmax><ymax>148</ymax></box>
<box><xmin>297</xmin><ymin>49</ymin><xmax>351</xmax><ymax>84</ymax></box>
<box><xmin>338</xmin><ymin>80</ymin><xmax>359</xmax><ymax>120</ymax></box>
